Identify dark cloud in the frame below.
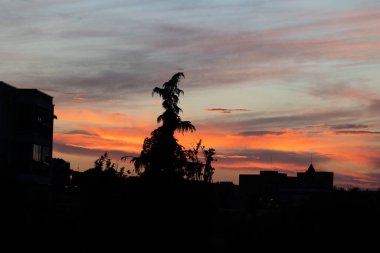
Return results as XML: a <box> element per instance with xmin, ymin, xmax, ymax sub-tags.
<box><xmin>218</xmin><ymin>149</ymin><xmax>331</xmax><ymax>167</ymax></box>
<box><xmin>38</xmin><ymin>88</ymin><xmax>87</xmax><ymax>101</ymax></box>
<box><xmin>238</xmin><ymin>130</ymin><xmax>285</xmax><ymax>136</ymax></box>
<box><xmin>364</xmin><ymin>154</ymin><xmax>380</xmax><ymax>187</ymax></box>
<box><xmin>366</xmin><ymin>172</ymin><xmax>380</xmax><ymax>185</ymax></box>
<box><xmin>64</xmin><ymin>130</ymin><xmax>99</xmax><ymax>136</ymax></box>
<box><xmin>206</xmin><ymin>108</ymin><xmax>249</xmax><ymax>114</ymax></box>
<box><xmin>12</xmin><ymin>48</ymin><xmax>180</xmax><ymax>103</ymax></box>
<box><xmin>335</xmin><ymin>130</ymin><xmax>380</xmax><ymax>135</ymax></box>
<box><xmin>37</xmin><ymin>67</ymin><xmax>190</xmax><ymax>104</ymax></box>
<box><xmin>309</xmin><ymin>82</ymin><xmax>360</xmax><ymax>98</ymax></box>
<box><xmin>217</xmin><ymin>166</ymin><xmax>302</xmax><ymax>179</ymax></box>
<box><xmin>335</xmin><ymin>173</ymin><xmax>380</xmax><ymax>189</ymax></box>
<box><xmin>369</xmin><ymin>157</ymin><xmax>380</xmax><ymax>168</ymax></box>
<box><xmin>46</xmin><ymin>70</ymin><xmax>153</xmax><ymax>100</ymax></box>
<box><xmin>330</xmin><ymin>124</ymin><xmax>369</xmax><ymax>130</ymax></box>
<box><xmin>309</xmin><ymin>83</ymin><xmax>380</xmax><ymax>115</ymax></box>
<box><xmin>222</xmin><ymin>110</ymin><xmax>358</xmax><ymax>131</ymax></box>
<box><xmin>54</xmin><ymin>142</ymin><xmax>137</xmax><ymax>158</ymax></box>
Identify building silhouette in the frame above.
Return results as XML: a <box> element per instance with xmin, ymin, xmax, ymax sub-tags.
<box><xmin>297</xmin><ymin>163</ymin><xmax>333</xmax><ymax>190</ymax></box>
<box><xmin>0</xmin><ymin>81</ymin><xmax>55</xmax><ymax>184</ymax></box>
<box><xmin>239</xmin><ymin>163</ymin><xmax>334</xmax><ymax>196</ymax></box>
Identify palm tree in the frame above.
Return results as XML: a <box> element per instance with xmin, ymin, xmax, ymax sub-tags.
<box><xmin>125</xmin><ymin>73</ymin><xmax>196</xmax><ymax>178</ymax></box>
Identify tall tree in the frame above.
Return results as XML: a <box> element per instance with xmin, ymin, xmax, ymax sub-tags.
<box><xmin>126</xmin><ymin>73</ymin><xmax>195</xmax><ymax>178</ymax></box>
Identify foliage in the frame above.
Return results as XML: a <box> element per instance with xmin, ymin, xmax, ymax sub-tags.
<box><xmin>95</xmin><ymin>152</ymin><xmax>128</xmax><ymax>178</ymax></box>
<box><xmin>203</xmin><ymin>146</ymin><xmax>216</xmax><ymax>183</ymax></box>
<box><xmin>185</xmin><ymin>140</ymin><xmax>216</xmax><ymax>183</ymax></box>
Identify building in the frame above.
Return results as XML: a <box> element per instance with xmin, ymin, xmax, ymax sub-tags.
<box><xmin>0</xmin><ymin>81</ymin><xmax>55</xmax><ymax>183</ymax></box>
<box><xmin>297</xmin><ymin>163</ymin><xmax>334</xmax><ymax>190</ymax></box>
<box><xmin>239</xmin><ymin>163</ymin><xmax>334</xmax><ymax>196</ymax></box>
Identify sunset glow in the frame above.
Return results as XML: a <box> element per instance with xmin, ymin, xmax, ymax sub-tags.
<box><xmin>2</xmin><ymin>0</ymin><xmax>380</xmax><ymax>188</ymax></box>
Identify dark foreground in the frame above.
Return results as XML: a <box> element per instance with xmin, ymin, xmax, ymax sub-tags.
<box><xmin>3</xmin><ymin>177</ymin><xmax>380</xmax><ymax>251</ymax></box>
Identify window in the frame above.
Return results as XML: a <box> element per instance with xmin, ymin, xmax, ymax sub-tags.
<box><xmin>33</xmin><ymin>144</ymin><xmax>41</xmax><ymax>161</ymax></box>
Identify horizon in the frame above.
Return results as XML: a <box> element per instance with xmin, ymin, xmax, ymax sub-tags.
<box><xmin>1</xmin><ymin>0</ymin><xmax>380</xmax><ymax>189</ymax></box>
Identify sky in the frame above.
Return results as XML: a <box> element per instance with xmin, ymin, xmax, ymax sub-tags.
<box><xmin>1</xmin><ymin>0</ymin><xmax>380</xmax><ymax>188</ymax></box>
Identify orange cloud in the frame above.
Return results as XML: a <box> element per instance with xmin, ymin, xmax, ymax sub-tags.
<box><xmin>54</xmin><ymin>131</ymin><xmax>142</xmax><ymax>154</ymax></box>
<box><xmin>55</xmin><ymin>108</ymin><xmax>132</xmax><ymax>126</ymax></box>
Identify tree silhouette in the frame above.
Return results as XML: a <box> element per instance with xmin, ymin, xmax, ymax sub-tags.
<box><xmin>185</xmin><ymin>139</ymin><xmax>216</xmax><ymax>182</ymax></box>
<box><xmin>202</xmin><ymin>146</ymin><xmax>216</xmax><ymax>183</ymax></box>
<box><xmin>125</xmin><ymin>73</ymin><xmax>196</xmax><ymax>178</ymax></box>
<box><xmin>94</xmin><ymin>152</ymin><xmax>127</xmax><ymax>178</ymax></box>
<box><xmin>184</xmin><ymin>140</ymin><xmax>203</xmax><ymax>181</ymax></box>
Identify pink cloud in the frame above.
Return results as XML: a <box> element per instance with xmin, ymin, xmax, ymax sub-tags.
<box><xmin>206</xmin><ymin>108</ymin><xmax>249</xmax><ymax>114</ymax></box>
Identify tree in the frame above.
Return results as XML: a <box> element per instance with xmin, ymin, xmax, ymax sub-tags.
<box><xmin>94</xmin><ymin>152</ymin><xmax>128</xmax><ymax>178</ymax></box>
<box><xmin>124</xmin><ymin>72</ymin><xmax>216</xmax><ymax>182</ymax></box>
<box><xmin>125</xmin><ymin>73</ymin><xmax>195</xmax><ymax>178</ymax></box>
<box><xmin>184</xmin><ymin>140</ymin><xmax>203</xmax><ymax>181</ymax></box>
<box><xmin>184</xmin><ymin>140</ymin><xmax>216</xmax><ymax>183</ymax></box>
<box><xmin>202</xmin><ymin>146</ymin><xmax>216</xmax><ymax>183</ymax></box>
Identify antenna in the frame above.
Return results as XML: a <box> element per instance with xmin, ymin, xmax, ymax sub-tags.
<box><xmin>310</xmin><ymin>153</ymin><xmax>313</xmax><ymax>164</ymax></box>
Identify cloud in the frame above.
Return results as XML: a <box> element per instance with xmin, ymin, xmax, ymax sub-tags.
<box><xmin>217</xmin><ymin>149</ymin><xmax>331</xmax><ymax>167</ymax></box>
<box><xmin>39</xmin><ymin>70</ymin><xmax>157</xmax><ymax>102</ymax></box>
<box><xmin>238</xmin><ymin>130</ymin><xmax>285</xmax><ymax>136</ymax></box>
<box><xmin>65</xmin><ymin>129</ymin><xmax>99</xmax><ymax>136</ymax></box>
<box><xmin>215</xmin><ymin>155</ymin><xmax>248</xmax><ymax>159</ymax></box>
<box><xmin>54</xmin><ymin>127</ymin><xmax>145</xmax><ymax>155</ymax></box>
<box><xmin>206</xmin><ymin>108</ymin><xmax>249</xmax><ymax>114</ymax></box>
<box><xmin>219</xmin><ymin>109</ymin><xmax>358</xmax><ymax>131</ymax></box>
<box><xmin>370</xmin><ymin>99</ymin><xmax>380</xmax><ymax>111</ymax></box>
<box><xmin>144</xmin><ymin>8</ymin><xmax>380</xmax><ymax>87</ymax></box>
<box><xmin>330</xmin><ymin>124</ymin><xmax>369</xmax><ymax>130</ymax></box>
<box><xmin>309</xmin><ymin>82</ymin><xmax>380</xmax><ymax>113</ymax></box>
<box><xmin>39</xmin><ymin>88</ymin><xmax>88</xmax><ymax>102</ymax></box>
<box><xmin>309</xmin><ymin>83</ymin><xmax>374</xmax><ymax>101</ymax></box>
<box><xmin>366</xmin><ymin>172</ymin><xmax>380</xmax><ymax>186</ymax></box>
<box><xmin>335</xmin><ymin>172</ymin><xmax>380</xmax><ymax>189</ymax></box>
<box><xmin>307</xmin><ymin>83</ymin><xmax>379</xmax><ymax>128</ymax></box>
<box><xmin>54</xmin><ymin>142</ymin><xmax>136</xmax><ymax>158</ymax></box>
<box><xmin>55</xmin><ymin>108</ymin><xmax>131</xmax><ymax>126</ymax></box>
<box><xmin>4</xmin><ymin>2</ymin><xmax>380</xmax><ymax>103</ymax></box>
<box><xmin>370</xmin><ymin>157</ymin><xmax>380</xmax><ymax>168</ymax></box>
<box><xmin>335</xmin><ymin>131</ymin><xmax>380</xmax><ymax>135</ymax></box>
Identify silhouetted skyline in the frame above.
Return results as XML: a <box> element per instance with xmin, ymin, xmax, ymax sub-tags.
<box><xmin>1</xmin><ymin>1</ymin><xmax>380</xmax><ymax>188</ymax></box>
